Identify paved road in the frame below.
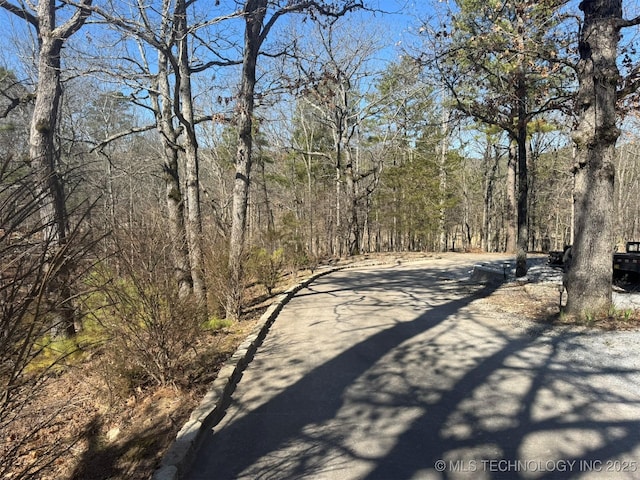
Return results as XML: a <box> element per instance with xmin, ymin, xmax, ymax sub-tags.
<box><xmin>186</xmin><ymin>256</ymin><xmax>640</xmax><ymax>479</ymax></box>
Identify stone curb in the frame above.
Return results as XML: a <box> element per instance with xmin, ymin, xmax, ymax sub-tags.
<box><xmin>151</xmin><ymin>266</ymin><xmax>344</xmax><ymax>480</ymax></box>
<box><xmin>470</xmin><ymin>263</ymin><xmax>510</xmax><ymax>284</ymax></box>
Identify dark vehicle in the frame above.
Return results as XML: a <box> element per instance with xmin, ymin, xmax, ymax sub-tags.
<box><xmin>550</xmin><ymin>241</ymin><xmax>640</xmax><ymax>279</ymax></box>
<box><xmin>614</xmin><ymin>241</ymin><xmax>640</xmax><ymax>276</ymax></box>
<box><xmin>548</xmin><ymin>247</ymin><xmax>569</xmax><ymax>267</ymax></box>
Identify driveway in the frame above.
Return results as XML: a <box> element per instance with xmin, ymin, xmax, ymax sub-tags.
<box><xmin>186</xmin><ymin>255</ymin><xmax>640</xmax><ymax>479</ymax></box>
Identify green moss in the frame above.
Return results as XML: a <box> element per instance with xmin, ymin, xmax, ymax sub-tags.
<box><xmin>26</xmin><ymin>318</ymin><xmax>110</xmax><ymax>375</ymax></box>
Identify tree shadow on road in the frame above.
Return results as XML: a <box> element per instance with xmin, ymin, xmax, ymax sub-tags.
<box><xmin>187</xmin><ymin>263</ymin><xmax>640</xmax><ymax>479</ymax></box>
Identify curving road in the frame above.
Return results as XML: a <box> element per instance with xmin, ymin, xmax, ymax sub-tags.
<box><xmin>186</xmin><ymin>255</ymin><xmax>640</xmax><ymax>479</ymax></box>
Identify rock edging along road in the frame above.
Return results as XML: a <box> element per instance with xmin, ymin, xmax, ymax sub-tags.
<box><xmin>152</xmin><ymin>255</ymin><xmax>426</xmax><ymax>480</ymax></box>
<box><xmin>152</xmin><ymin>263</ymin><xmax>351</xmax><ymax>480</ymax></box>
<box><xmin>158</xmin><ymin>255</ymin><xmax>640</xmax><ymax>480</ymax></box>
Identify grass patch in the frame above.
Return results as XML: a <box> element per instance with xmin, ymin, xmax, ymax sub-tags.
<box><xmin>553</xmin><ymin>305</ymin><xmax>640</xmax><ymax>330</ymax></box>
<box><xmin>26</xmin><ymin>319</ymin><xmax>109</xmax><ymax>375</ymax></box>
<box><xmin>202</xmin><ymin>316</ymin><xmax>233</xmax><ymax>333</ymax></box>
<box><xmin>27</xmin><ymin>336</ymin><xmax>85</xmax><ymax>375</ymax></box>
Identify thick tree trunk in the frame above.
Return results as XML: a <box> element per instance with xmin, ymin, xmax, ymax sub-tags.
<box><xmin>175</xmin><ymin>0</ymin><xmax>207</xmax><ymax>305</ymax></box>
<box><xmin>227</xmin><ymin>0</ymin><xmax>266</xmax><ymax>319</ymax></box>
<box><xmin>29</xmin><ymin>0</ymin><xmax>92</xmax><ymax>337</ymax></box>
<box><xmin>31</xmin><ymin>34</ymin><xmax>77</xmax><ymax>338</ymax></box>
<box><xmin>566</xmin><ymin>0</ymin><xmax>620</xmax><ymax>317</ymax></box>
<box><xmin>162</xmin><ymin>142</ymin><xmax>193</xmax><ymax>299</ymax></box>
<box><xmin>152</xmin><ymin>48</ymin><xmax>193</xmax><ymax>299</ymax></box>
<box><xmin>32</xmin><ymin>36</ymin><xmax>65</xmax><ymax>249</ymax></box>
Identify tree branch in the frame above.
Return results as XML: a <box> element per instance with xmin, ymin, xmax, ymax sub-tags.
<box><xmin>259</xmin><ymin>0</ymin><xmax>364</xmax><ymax>45</ymax></box>
<box><xmin>88</xmin><ymin>124</ymin><xmax>156</xmax><ymax>152</ymax></box>
<box><xmin>617</xmin><ymin>64</ymin><xmax>640</xmax><ymax>101</ymax></box>
<box><xmin>0</xmin><ymin>0</ymin><xmax>38</xmax><ymax>28</ymax></box>
<box><xmin>616</xmin><ymin>15</ymin><xmax>640</xmax><ymax>29</ymax></box>
<box><xmin>54</xmin><ymin>0</ymin><xmax>93</xmax><ymax>40</ymax></box>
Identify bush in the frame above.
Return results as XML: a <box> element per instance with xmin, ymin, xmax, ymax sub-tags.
<box><xmin>248</xmin><ymin>247</ymin><xmax>284</xmax><ymax>295</ymax></box>
<box><xmin>0</xmin><ymin>156</ymin><xmax>93</xmax><ymax>479</ymax></box>
<box><xmin>87</xmin><ymin>262</ymin><xmax>204</xmax><ymax>389</ymax></box>
<box><xmin>204</xmin><ymin>240</ymin><xmax>237</xmax><ymax>319</ymax></box>
<box><xmin>202</xmin><ymin>316</ymin><xmax>233</xmax><ymax>332</ymax></box>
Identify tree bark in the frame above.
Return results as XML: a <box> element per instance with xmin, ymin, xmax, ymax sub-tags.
<box><xmin>175</xmin><ymin>0</ymin><xmax>207</xmax><ymax>305</ymax></box>
<box><xmin>32</xmin><ymin>33</ymin><xmax>77</xmax><ymax>338</ymax></box>
<box><xmin>227</xmin><ymin>0</ymin><xmax>266</xmax><ymax>319</ymax></box>
<box><xmin>566</xmin><ymin>0</ymin><xmax>620</xmax><ymax>317</ymax></box>
<box><xmin>18</xmin><ymin>0</ymin><xmax>92</xmax><ymax>337</ymax></box>
<box><xmin>152</xmin><ymin>47</ymin><xmax>193</xmax><ymax>299</ymax></box>
<box><xmin>515</xmin><ymin>73</ymin><xmax>529</xmax><ymax>277</ymax></box>
<box><xmin>506</xmin><ymin>140</ymin><xmax>517</xmax><ymax>253</ymax></box>
<box><xmin>32</xmin><ymin>31</ymin><xmax>65</xmax><ymax>250</ymax></box>
<box><xmin>345</xmin><ymin>151</ymin><xmax>359</xmax><ymax>255</ymax></box>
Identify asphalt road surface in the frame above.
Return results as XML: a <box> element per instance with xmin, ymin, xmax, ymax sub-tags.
<box><xmin>186</xmin><ymin>255</ymin><xmax>640</xmax><ymax>479</ymax></box>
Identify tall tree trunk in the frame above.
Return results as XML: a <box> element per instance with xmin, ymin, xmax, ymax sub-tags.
<box><xmin>227</xmin><ymin>0</ymin><xmax>266</xmax><ymax>319</ymax></box>
<box><xmin>506</xmin><ymin>140</ymin><xmax>517</xmax><ymax>253</ymax></box>
<box><xmin>175</xmin><ymin>0</ymin><xmax>207</xmax><ymax>305</ymax></box>
<box><xmin>306</xmin><ymin>153</ymin><xmax>315</xmax><ymax>257</ymax></box>
<box><xmin>438</xmin><ymin>105</ymin><xmax>449</xmax><ymax>253</ymax></box>
<box><xmin>32</xmin><ymin>34</ymin><xmax>76</xmax><ymax>337</ymax></box>
<box><xmin>515</xmin><ymin>74</ymin><xmax>529</xmax><ymax>277</ymax></box>
<box><xmin>152</xmin><ymin>48</ymin><xmax>193</xmax><ymax>299</ymax></box>
<box><xmin>345</xmin><ymin>148</ymin><xmax>359</xmax><ymax>255</ymax></box>
<box><xmin>482</xmin><ymin>144</ymin><xmax>499</xmax><ymax>252</ymax></box>
<box><xmin>32</xmin><ymin>35</ymin><xmax>66</xmax><ymax>251</ymax></box>
<box><xmin>566</xmin><ymin>0</ymin><xmax>620</xmax><ymax>317</ymax></box>
<box><xmin>334</xmin><ymin>134</ymin><xmax>343</xmax><ymax>257</ymax></box>
<box><xmin>514</xmin><ymin>1</ymin><xmax>529</xmax><ymax>277</ymax></box>
<box><xmin>26</xmin><ymin>0</ymin><xmax>92</xmax><ymax>337</ymax></box>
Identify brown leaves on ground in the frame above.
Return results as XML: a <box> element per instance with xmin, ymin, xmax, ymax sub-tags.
<box><xmin>5</xmin><ymin>316</ymin><xmax>260</xmax><ymax>480</ymax></box>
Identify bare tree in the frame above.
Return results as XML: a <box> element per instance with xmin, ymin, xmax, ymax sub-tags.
<box><xmin>285</xmin><ymin>19</ymin><xmax>383</xmax><ymax>255</ymax></box>
<box><xmin>154</xmin><ymin>30</ymin><xmax>195</xmax><ymax>300</ymax></box>
<box><xmin>173</xmin><ymin>0</ymin><xmax>208</xmax><ymax>302</ymax></box>
<box><xmin>226</xmin><ymin>0</ymin><xmax>364</xmax><ymax>319</ymax></box>
<box><xmin>86</xmin><ymin>0</ymin><xmax>242</xmax><ymax>306</ymax></box>
<box><xmin>0</xmin><ymin>0</ymin><xmax>92</xmax><ymax>336</ymax></box>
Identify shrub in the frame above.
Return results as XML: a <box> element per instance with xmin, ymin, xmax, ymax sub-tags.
<box><xmin>88</xmin><ymin>263</ymin><xmax>204</xmax><ymax>389</ymax></box>
<box><xmin>249</xmin><ymin>247</ymin><xmax>284</xmax><ymax>295</ymax></box>
<box><xmin>202</xmin><ymin>316</ymin><xmax>233</xmax><ymax>332</ymax></box>
<box><xmin>0</xmin><ymin>156</ymin><xmax>93</xmax><ymax>479</ymax></box>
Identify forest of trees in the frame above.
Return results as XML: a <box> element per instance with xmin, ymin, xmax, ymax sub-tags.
<box><xmin>3</xmin><ymin>0</ymin><xmax>640</xmax><ymax>477</ymax></box>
